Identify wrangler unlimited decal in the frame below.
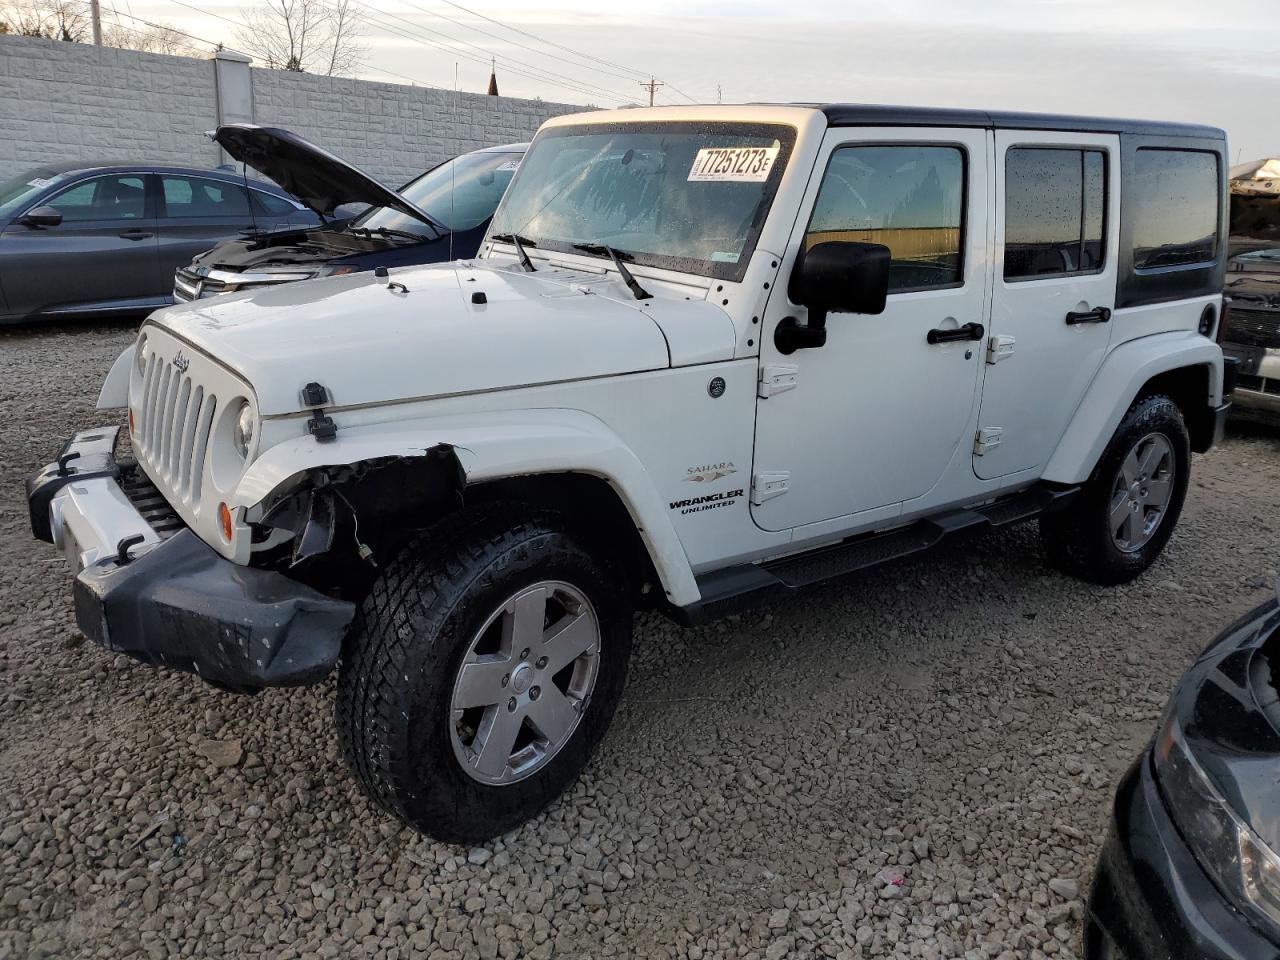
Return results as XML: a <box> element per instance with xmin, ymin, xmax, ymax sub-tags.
<box><xmin>669</xmin><ymin>489</ymin><xmax>744</xmax><ymax>514</ymax></box>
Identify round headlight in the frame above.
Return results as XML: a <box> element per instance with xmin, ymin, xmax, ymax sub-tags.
<box><xmin>135</xmin><ymin>333</ymin><xmax>147</xmax><ymax>372</ymax></box>
<box><xmin>233</xmin><ymin>401</ymin><xmax>256</xmax><ymax>458</ymax></box>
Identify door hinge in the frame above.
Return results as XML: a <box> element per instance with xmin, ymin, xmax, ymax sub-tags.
<box><xmin>973</xmin><ymin>427</ymin><xmax>1003</xmax><ymax>456</ymax></box>
<box><xmin>758</xmin><ymin>363</ymin><xmax>799</xmax><ymax>398</ymax></box>
<box><xmin>986</xmin><ymin>335</ymin><xmax>1016</xmax><ymax>364</ymax></box>
<box><xmin>751</xmin><ymin>471</ymin><xmax>791</xmax><ymax>504</ymax></box>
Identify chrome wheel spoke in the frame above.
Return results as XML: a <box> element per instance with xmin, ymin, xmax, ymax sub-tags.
<box><xmin>1123</xmin><ymin>507</ymin><xmax>1145</xmax><ymax>546</ymax></box>
<box><xmin>453</xmin><ymin>655</ymin><xmax>512</xmax><ymax>709</ymax></box>
<box><xmin>504</xmin><ymin>586</ymin><xmax>549</xmax><ymax>653</ymax></box>
<box><xmin>1120</xmin><ymin>447</ymin><xmax>1142</xmax><ymax>485</ymax></box>
<box><xmin>542</xmin><ymin>611</ymin><xmax>597</xmax><ymax>675</ymax></box>
<box><xmin>1145</xmin><ymin>476</ymin><xmax>1172</xmax><ymax>508</ymax></box>
<box><xmin>1137</xmin><ymin>441</ymin><xmax>1164</xmax><ymax>479</ymax></box>
<box><xmin>473</xmin><ymin>705</ymin><xmax>523</xmax><ymax>779</ymax></box>
<box><xmin>1109</xmin><ymin>490</ymin><xmax>1131</xmax><ymax>535</ymax></box>
<box><xmin>525</xmin><ymin>686</ymin><xmax>579</xmax><ymax>745</ymax></box>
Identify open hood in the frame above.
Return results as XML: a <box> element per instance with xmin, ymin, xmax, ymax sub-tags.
<box><xmin>212</xmin><ymin>124</ymin><xmax>440</xmax><ymax>229</ymax></box>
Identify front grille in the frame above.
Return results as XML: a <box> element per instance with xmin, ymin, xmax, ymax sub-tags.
<box><xmin>134</xmin><ymin>347</ymin><xmax>217</xmax><ymax>508</ymax></box>
<box><xmin>118</xmin><ymin>463</ymin><xmax>186</xmax><ymax>539</ymax></box>
<box><xmin>1236</xmin><ymin>373</ymin><xmax>1280</xmax><ymax>396</ymax></box>
<box><xmin>1224</xmin><ymin>307</ymin><xmax>1280</xmax><ymax>349</ymax></box>
<box><xmin>173</xmin><ymin>268</ymin><xmax>229</xmax><ymax>303</ymax></box>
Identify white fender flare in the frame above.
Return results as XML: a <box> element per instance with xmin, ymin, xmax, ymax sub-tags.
<box><xmin>233</xmin><ymin>407</ymin><xmax>701</xmax><ymax>606</ymax></box>
<box><xmin>97</xmin><ymin>346</ymin><xmax>135</xmax><ymax>409</ymax></box>
<box><xmin>1042</xmin><ymin>331</ymin><xmax>1224</xmax><ymax>485</ymax></box>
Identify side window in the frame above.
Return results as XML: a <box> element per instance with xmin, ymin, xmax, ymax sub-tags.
<box><xmin>1004</xmin><ymin>147</ymin><xmax>1107</xmax><ymax>281</ymax></box>
<box><xmin>161</xmin><ymin>176</ymin><xmax>251</xmax><ymax>217</ymax></box>
<box><xmin>806</xmin><ymin>145</ymin><xmax>965</xmax><ymax>293</ymax></box>
<box><xmin>1130</xmin><ymin>149</ymin><xmax>1219</xmax><ymax>269</ymax></box>
<box><xmin>252</xmin><ymin>190</ymin><xmax>298</xmax><ymax>217</ymax></box>
<box><xmin>45</xmin><ymin>175</ymin><xmax>147</xmax><ymax>221</ymax></box>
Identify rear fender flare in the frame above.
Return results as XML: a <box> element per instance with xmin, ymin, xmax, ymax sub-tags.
<box><xmin>232</xmin><ymin>408</ymin><xmax>700</xmax><ymax>606</ymax></box>
<box><xmin>1042</xmin><ymin>332</ymin><xmax>1223</xmax><ymax>485</ymax></box>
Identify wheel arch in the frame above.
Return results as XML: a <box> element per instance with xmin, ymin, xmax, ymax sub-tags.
<box><xmin>233</xmin><ymin>408</ymin><xmax>700</xmax><ymax>607</ymax></box>
<box><xmin>1042</xmin><ymin>332</ymin><xmax>1223</xmax><ymax>485</ymax></box>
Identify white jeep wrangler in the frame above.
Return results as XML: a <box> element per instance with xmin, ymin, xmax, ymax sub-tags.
<box><xmin>28</xmin><ymin>105</ymin><xmax>1232</xmax><ymax>842</ymax></box>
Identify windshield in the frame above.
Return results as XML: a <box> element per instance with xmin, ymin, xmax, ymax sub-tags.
<box><xmin>0</xmin><ymin>168</ymin><xmax>73</xmax><ymax>220</ymax></box>
<box><xmin>489</xmin><ymin>121</ymin><xmax>796</xmax><ymax>281</ymax></box>
<box><xmin>354</xmin><ymin>150</ymin><xmax>523</xmax><ymax>237</ymax></box>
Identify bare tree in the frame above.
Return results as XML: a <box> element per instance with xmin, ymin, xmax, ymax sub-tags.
<box><xmin>0</xmin><ymin>0</ymin><xmax>89</xmax><ymax>41</ymax></box>
<box><xmin>103</xmin><ymin>19</ymin><xmax>201</xmax><ymax>56</ymax></box>
<box><xmin>235</xmin><ymin>0</ymin><xmax>365</xmax><ymax>76</ymax></box>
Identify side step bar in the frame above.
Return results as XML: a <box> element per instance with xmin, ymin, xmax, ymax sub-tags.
<box><xmin>672</xmin><ymin>484</ymin><xmax>1078</xmax><ymax>625</ymax></box>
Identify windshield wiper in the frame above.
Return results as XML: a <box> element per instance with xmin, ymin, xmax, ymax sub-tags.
<box><xmin>491</xmin><ymin>232</ymin><xmax>537</xmax><ymax>272</ymax></box>
<box><xmin>572</xmin><ymin>243</ymin><xmax>651</xmax><ymax>301</ymax></box>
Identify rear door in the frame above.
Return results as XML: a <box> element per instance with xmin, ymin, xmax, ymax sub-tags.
<box><xmin>972</xmin><ymin>131</ymin><xmax>1120</xmax><ymax>480</ymax></box>
<box><xmin>156</xmin><ymin>174</ymin><xmax>258</xmax><ymax>279</ymax></box>
<box><xmin>0</xmin><ymin>172</ymin><xmax>161</xmax><ymax>316</ymax></box>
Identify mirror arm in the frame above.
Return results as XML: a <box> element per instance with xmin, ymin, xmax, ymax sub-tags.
<box><xmin>773</xmin><ymin>311</ymin><xmax>828</xmax><ymax>355</ymax></box>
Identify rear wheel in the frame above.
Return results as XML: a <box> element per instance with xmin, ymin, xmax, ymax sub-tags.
<box><xmin>1040</xmin><ymin>394</ymin><xmax>1190</xmax><ymax>585</ymax></box>
<box><xmin>337</xmin><ymin>504</ymin><xmax>632</xmax><ymax>842</ymax></box>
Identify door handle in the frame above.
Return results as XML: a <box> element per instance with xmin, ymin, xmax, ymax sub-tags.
<box><xmin>1065</xmin><ymin>307</ymin><xmax>1111</xmax><ymax>325</ymax></box>
<box><xmin>119</xmin><ymin>229</ymin><xmax>153</xmax><ymax>241</ymax></box>
<box><xmin>926</xmin><ymin>322</ymin><xmax>984</xmax><ymax>345</ymax></box>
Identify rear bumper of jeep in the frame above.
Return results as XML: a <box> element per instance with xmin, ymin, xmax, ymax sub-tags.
<box><xmin>27</xmin><ymin>427</ymin><xmax>355</xmax><ymax>692</ymax></box>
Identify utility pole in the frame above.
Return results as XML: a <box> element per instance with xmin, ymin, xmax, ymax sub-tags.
<box><xmin>640</xmin><ymin>76</ymin><xmax>663</xmax><ymax>106</ymax></box>
<box><xmin>90</xmin><ymin>0</ymin><xmax>102</xmax><ymax>45</ymax></box>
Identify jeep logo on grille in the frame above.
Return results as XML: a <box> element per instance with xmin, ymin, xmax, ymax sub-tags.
<box><xmin>172</xmin><ymin>351</ymin><xmax>190</xmax><ymax>373</ymax></box>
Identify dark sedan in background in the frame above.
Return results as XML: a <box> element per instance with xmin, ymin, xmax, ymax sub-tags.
<box><xmin>0</xmin><ymin>163</ymin><xmax>316</xmax><ymax>323</ymax></box>
<box><xmin>1087</xmin><ymin>595</ymin><xmax>1280</xmax><ymax>959</ymax></box>
<box><xmin>174</xmin><ymin>126</ymin><xmax>526</xmax><ymax>301</ymax></box>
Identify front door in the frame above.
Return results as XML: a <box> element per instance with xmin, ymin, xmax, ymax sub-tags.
<box><xmin>0</xmin><ymin>172</ymin><xmax>160</xmax><ymax>316</ymax></box>
<box><xmin>752</xmin><ymin>128</ymin><xmax>990</xmax><ymax>533</ymax></box>
<box><xmin>972</xmin><ymin>131</ymin><xmax>1120</xmax><ymax>480</ymax></box>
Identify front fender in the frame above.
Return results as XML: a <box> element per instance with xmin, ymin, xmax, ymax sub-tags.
<box><xmin>233</xmin><ymin>408</ymin><xmax>701</xmax><ymax>606</ymax></box>
<box><xmin>1042</xmin><ymin>332</ymin><xmax>1223</xmax><ymax>485</ymax></box>
<box><xmin>97</xmin><ymin>345</ymin><xmax>134</xmax><ymax>409</ymax></box>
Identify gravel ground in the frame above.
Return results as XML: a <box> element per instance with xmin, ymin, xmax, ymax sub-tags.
<box><xmin>2</xmin><ymin>319</ymin><xmax>1279</xmax><ymax>960</ymax></box>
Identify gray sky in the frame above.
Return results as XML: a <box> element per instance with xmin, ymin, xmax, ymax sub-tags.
<box><xmin>124</xmin><ymin>0</ymin><xmax>1280</xmax><ymax>161</ymax></box>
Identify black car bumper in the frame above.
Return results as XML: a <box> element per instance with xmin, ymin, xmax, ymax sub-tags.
<box><xmin>28</xmin><ymin>428</ymin><xmax>355</xmax><ymax>692</ymax></box>
<box><xmin>1086</xmin><ymin>755</ymin><xmax>1280</xmax><ymax>960</ymax></box>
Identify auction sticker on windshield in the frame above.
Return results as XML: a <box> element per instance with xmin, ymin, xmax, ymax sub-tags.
<box><xmin>688</xmin><ymin>146</ymin><xmax>780</xmax><ymax>183</ymax></box>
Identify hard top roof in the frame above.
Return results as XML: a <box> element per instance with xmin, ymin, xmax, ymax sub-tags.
<box><xmin>813</xmin><ymin>103</ymin><xmax>1224</xmax><ymax>140</ymax></box>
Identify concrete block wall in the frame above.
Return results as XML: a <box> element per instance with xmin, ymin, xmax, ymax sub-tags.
<box><xmin>0</xmin><ymin>36</ymin><xmax>220</xmax><ymax>178</ymax></box>
<box><xmin>0</xmin><ymin>35</ymin><xmax>584</xmax><ymax>186</ymax></box>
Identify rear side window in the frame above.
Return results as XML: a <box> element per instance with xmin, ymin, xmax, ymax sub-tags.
<box><xmin>252</xmin><ymin>190</ymin><xmax>298</xmax><ymax>217</ymax></box>
<box><xmin>1004</xmin><ymin>148</ymin><xmax>1106</xmax><ymax>280</ymax></box>
<box><xmin>1130</xmin><ymin>149</ymin><xmax>1219</xmax><ymax>270</ymax></box>
<box><xmin>806</xmin><ymin>144</ymin><xmax>965</xmax><ymax>293</ymax></box>
<box><xmin>161</xmin><ymin>176</ymin><xmax>251</xmax><ymax>218</ymax></box>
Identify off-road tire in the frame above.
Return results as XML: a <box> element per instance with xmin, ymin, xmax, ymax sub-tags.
<box><xmin>1039</xmin><ymin>394</ymin><xmax>1190</xmax><ymax>585</ymax></box>
<box><xmin>336</xmin><ymin>503</ymin><xmax>633</xmax><ymax>842</ymax></box>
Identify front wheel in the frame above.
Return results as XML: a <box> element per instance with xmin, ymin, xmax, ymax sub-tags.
<box><xmin>337</xmin><ymin>504</ymin><xmax>633</xmax><ymax>842</ymax></box>
<box><xmin>1040</xmin><ymin>394</ymin><xmax>1190</xmax><ymax>585</ymax></box>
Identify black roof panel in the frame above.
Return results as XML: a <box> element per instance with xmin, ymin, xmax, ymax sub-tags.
<box><xmin>810</xmin><ymin>103</ymin><xmax>1223</xmax><ymax>140</ymax></box>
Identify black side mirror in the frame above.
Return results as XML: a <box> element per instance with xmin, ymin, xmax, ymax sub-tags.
<box><xmin>19</xmin><ymin>205</ymin><xmax>63</xmax><ymax>228</ymax></box>
<box><xmin>777</xmin><ymin>241</ymin><xmax>891</xmax><ymax>353</ymax></box>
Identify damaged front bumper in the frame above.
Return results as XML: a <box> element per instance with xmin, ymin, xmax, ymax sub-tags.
<box><xmin>28</xmin><ymin>427</ymin><xmax>355</xmax><ymax>692</ymax></box>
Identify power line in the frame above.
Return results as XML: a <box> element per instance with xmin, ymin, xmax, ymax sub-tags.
<box><xmin>352</xmin><ymin>2</ymin><xmax>629</xmax><ymax>103</ymax></box>
<box><xmin>355</xmin><ymin>0</ymin><xmax>633</xmax><ymax>103</ymax></box>
<box><xmin>419</xmin><ymin>0</ymin><xmax>706</xmax><ymax>101</ymax></box>
<box><xmin>83</xmin><ymin>0</ymin><xmax>226</xmax><ymax>50</ymax></box>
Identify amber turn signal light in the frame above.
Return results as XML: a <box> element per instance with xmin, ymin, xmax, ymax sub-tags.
<box><xmin>128</xmin><ymin>408</ymin><xmax>136</xmax><ymax>434</ymax></box>
<box><xmin>218</xmin><ymin>502</ymin><xmax>234</xmax><ymax>542</ymax></box>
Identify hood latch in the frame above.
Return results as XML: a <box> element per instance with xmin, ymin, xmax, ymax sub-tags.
<box><xmin>300</xmin><ymin>381</ymin><xmax>337</xmax><ymax>443</ymax></box>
